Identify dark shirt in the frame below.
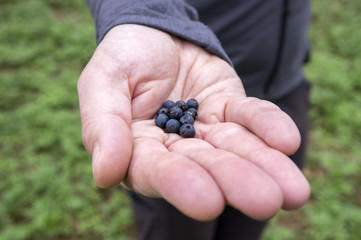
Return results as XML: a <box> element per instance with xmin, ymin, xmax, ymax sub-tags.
<box><xmin>87</xmin><ymin>0</ymin><xmax>311</xmax><ymax>100</ymax></box>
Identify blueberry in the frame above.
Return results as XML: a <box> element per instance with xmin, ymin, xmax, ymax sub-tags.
<box><xmin>187</xmin><ymin>108</ymin><xmax>198</xmax><ymax>116</ymax></box>
<box><xmin>179</xmin><ymin>114</ymin><xmax>194</xmax><ymax>125</ymax></box>
<box><xmin>175</xmin><ymin>100</ymin><xmax>188</xmax><ymax>111</ymax></box>
<box><xmin>168</xmin><ymin>106</ymin><xmax>183</xmax><ymax>119</ymax></box>
<box><xmin>184</xmin><ymin>108</ymin><xmax>197</xmax><ymax>119</ymax></box>
<box><xmin>155</xmin><ymin>114</ymin><xmax>169</xmax><ymax>128</ymax></box>
<box><xmin>165</xmin><ymin>119</ymin><xmax>181</xmax><ymax>133</ymax></box>
<box><xmin>157</xmin><ymin>107</ymin><xmax>169</xmax><ymax>116</ymax></box>
<box><xmin>179</xmin><ymin>124</ymin><xmax>196</xmax><ymax>138</ymax></box>
<box><xmin>162</xmin><ymin>100</ymin><xmax>175</xmax><ymax>109</ymax></box>
<box><xmin>187</xmin><ymin>99</ymin><xmax>198</xmax><ymax>109</ymax></box>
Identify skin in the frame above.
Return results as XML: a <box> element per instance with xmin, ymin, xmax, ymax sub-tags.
<box><xmin>77</xmin><ymin>24</ymin><xmax>310</xmax><ymax>221</ymax></box>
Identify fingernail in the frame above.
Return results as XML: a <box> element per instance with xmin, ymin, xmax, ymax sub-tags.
<box><xmin>92</xmin><ymin>142</ymin><xmax>100</xmax><ymax>163</ymax></box>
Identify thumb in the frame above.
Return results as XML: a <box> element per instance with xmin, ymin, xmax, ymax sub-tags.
<box><xmin>77</xmin><ymin>54</ymin><xmax>132</xmax><ymax>188</ymax></box>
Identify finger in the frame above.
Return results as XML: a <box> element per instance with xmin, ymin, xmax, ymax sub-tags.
<box><xmin>225</xmin><ymin>97</ymin><xmax>301</xmax><ymax>155</ymax></box>
<box><xmin>124</xmin><ymin>137</ymin><xmax>225</xmax><ymax>221</ymax></box>
<box><xmin>201</xmin><ymin>122</ymin><xmax>310</xmax><ymax>210</ymax></box>
<box><xmin>77</xmin><ymin>56</ymin><xmax>133</xmax><ymax>188</ymax></box>
<box><xmin>168</xmin><ymin>139</ymin><xmax>283</xmax><ymax>220</ymax></box>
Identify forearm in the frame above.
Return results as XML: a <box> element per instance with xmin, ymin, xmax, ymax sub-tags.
<box><xmin>86</xmin><ymin>0</ymin><xmax>232</xmax><ymax>64</ymax></box>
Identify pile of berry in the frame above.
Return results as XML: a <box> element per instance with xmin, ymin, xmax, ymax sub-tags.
<box><xmin>154</xmin><ymin>99</ymin><xmax>198</xmax><ymax>138</ymax></box>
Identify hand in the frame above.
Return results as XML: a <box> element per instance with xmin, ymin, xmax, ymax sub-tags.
<box><xmin>77</xmin><ymin>24</ymin><xmax>310</xmax><ymax>221</ymax></box>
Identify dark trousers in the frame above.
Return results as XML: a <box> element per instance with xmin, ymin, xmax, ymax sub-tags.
<box><xmin>130</xmin><ymin>81</ymin><xmax>311</xmax><ymax>240</ymax></box>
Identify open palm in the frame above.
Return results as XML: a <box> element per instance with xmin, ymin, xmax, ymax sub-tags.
<box><xmin>77</xmin><ymin>25</ymin><xmax>310</xmax><ymax>221</ymax></box>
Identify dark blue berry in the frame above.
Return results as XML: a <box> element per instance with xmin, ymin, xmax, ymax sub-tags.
<box><xmin>155</xmin><ymin>114</ymin><xmax>169</xmax><ymax>129</ymax></box>
<box><xmin>187</xmin><ymin>108</ymin><xmax>197</xmax><ymax>116</ymax></box>
<box><xmin>162</xmin><ymin>100</ymin><xmax>175</xmax><ymax>109</ymax></box>
<box><xmin>175</xmin><ymin>100</ymin><xmax>188</xmax><ymax>111</ymax></box>
<box><xmin>168</xmin><ymin>106</ymin><xmax>183</xmax><ymax>119</ymax></box>
<box><xmin>165</xmin><ymin>119</ymin><xmax>181</xmax><ymax>133</ymax></box>
<box><xmin>187</xmin><ymin>99</ymin><xmax>198</xmax><ymax>109</ymax></box>
<box><xmin>155</xmin><ymin>99</ymin><xmax>198</xmax><ymax>138</ymax></box>
<box><xmin>179</xmin><ymin>124</ymin><xmax>196</xmax><ymax>138</ymax></box>
<box><xmin>184</xmin><ymin>108</ymin><xmax>197</xmax><ymax>119</ymax></box>
<box><xmin>157</xmin><ymin>107</ymin><xmax>169</xmax><ymax>116</ymax></box>
<box><xmin>179</xmin><ymin>114</ymin><xmax>194</xmax><ymax>125</ymax></box>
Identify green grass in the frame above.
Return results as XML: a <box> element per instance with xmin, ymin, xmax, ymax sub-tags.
<box><xmin>1</xmin><ymin>0</ymin><xmax>361</xmax><ymax>239</ymax></box>
<box><xmin>0</xmin><ymin>1</ymin><xmax>134</xmax><ymax>239</ymax></box>
<box><xmin>264</xmin><ymin>1</ymin><xmax>361</xmax><ymax>239</ymax></box>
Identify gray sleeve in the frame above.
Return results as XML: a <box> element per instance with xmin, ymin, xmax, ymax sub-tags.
<box><xmin>86</xmin><ymin>0</ymin><xmax>232</xmax><ymax>65</ymax></box>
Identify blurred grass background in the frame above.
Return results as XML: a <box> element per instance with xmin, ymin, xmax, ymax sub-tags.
<box><xmin>0</xmin><ymin>0</ymin><xmax>360</xmax><ymax>239</ymax></box>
